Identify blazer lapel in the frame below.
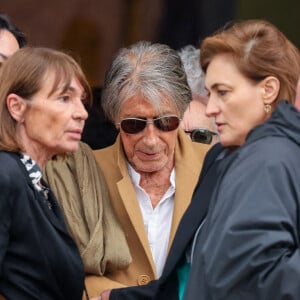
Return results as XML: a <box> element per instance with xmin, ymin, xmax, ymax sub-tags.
<box><xmin>15</xmin><ymin>155</ymin><xmax>70</xmax><ymax>237</ymax></box>
<box><xmin>116</xmin><ymin>146</ymin><xmax>157</xmax><ymax>271</ymax></box>
<box><xmin>36</xmin><ymin>187</ymin><xmax>71</xmax><ymax>236</ymax></box>
<box><xmin>168</xmin><ymin>130</ymin><xmax>209</xmax><ymax>248</ymax></box>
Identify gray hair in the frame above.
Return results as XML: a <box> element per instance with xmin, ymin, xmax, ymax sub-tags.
<box><xmin>101</xmin><ymin>41</ymin><xmax>192</xmax><ymax>122</ymax></box>
<box><xmin>177</xmin><ymin>45</ymin><xmax>206</xmax><ymax>97</ymax></box>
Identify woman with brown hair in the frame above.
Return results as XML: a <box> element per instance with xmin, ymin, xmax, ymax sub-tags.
<box><xmin>0</xmin><ymin>47</ymin><xmax>91</xmax><ymax>299</ymax></box>
<box><xmin>183</xmin><ymin>19</ymin><xmax>300</xmax><ymax>300</ymax></box>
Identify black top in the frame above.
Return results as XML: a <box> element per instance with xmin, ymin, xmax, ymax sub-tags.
<box><xmin>0</xmin><ymin>152</ymin><xmax>84</xmax><ymax>300</ymax></box>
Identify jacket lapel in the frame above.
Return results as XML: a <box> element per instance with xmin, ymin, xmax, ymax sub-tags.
<box><xmin>162</xmin><ymin>143</ymin><xmax>224</xmax><ymax>278</ymax></box>
<box><xmin>15</xmin><ymin>154</ymin><xmax>70</xmax><ymax>236</ymax></box>
<box><xmin>168</xmin><ymin>129</ymin><xmax>209</xmax><ymax>248</ymax></box>
<box><xmin>35</xmin><ymin>186</ymin><xmax>71</xmax><ymax>236</ymax></box>
<box><xmin>115</xmin><ymin>140</ymin><xmax>157</xmax><ymax>271</ymax></box>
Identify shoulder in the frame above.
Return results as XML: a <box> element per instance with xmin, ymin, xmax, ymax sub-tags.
<box><xmin>0</xmin><ymin>151</ymin><xmax>18</xmax><ymax>164</ymax></box>
<box><xmin>0</xmin><ymin>152</ymin><xmax>26</xmax><ymax>203</ymax></box>
<box><xmin>217</xmin><ymin>136</ymin><xmax>300</xmax><ymax>206</ymax></box>
<box><xmin>77</xmin><ymin>141</ymin><xmax>95</xmax><ymax>156</ymax></box>
<box><xmin>93</xmin><ymin>142</ymin><xmax>118</xmax><ymax>167</ymax></box>
<box><xmin>94</xmin><ymin>144</ymin><xmax>115</xmax><ymax>157</ymax></box>
<box><xmin>176</xmin><ymin>129</ymin><xmax>210</xmax><ymax>163</ymax></box>
<box><xmin>191</xmin><ymin>141</ymin><xmax>211</xmax><ymax>157</ymax></box>
<box><xmin>236</xmin><ymin>136</ymin><xmax>300</xmax><ymax>169</ymax></box>
<box><xmin>0</xmin><ymin>152</ymin><xmax>24</xmax><ymax>179</ymax></box>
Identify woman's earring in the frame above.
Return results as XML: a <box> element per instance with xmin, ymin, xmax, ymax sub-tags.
<box><xmin>264</xmin><ymin>104</ymin><xmax>272</xmax><ymax>113</ymax></box>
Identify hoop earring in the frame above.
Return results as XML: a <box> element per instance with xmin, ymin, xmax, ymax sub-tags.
<box><xmin>264</xmin><ymin>104</ymin><xmax>272</xmax><ymax>113</ymax></box>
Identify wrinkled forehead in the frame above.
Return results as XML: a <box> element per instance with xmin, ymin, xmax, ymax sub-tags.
<box><xmin>119</xmin><ymin>91</ymin><xmax>179</xmax><ymax>117</ymax></box>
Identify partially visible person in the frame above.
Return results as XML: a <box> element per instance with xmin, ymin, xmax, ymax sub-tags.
<box><xmin>181</xmin><ymin>100</ymin><xmax>217</xmax><ymax>144</ymax></box>
<box><xmin>100</xmin><ymin>19</ymin><xmax>300</xmax><ymax>300</ymax></box>
<box><xmin>183</xmin><ymin>19</ymin><xmax>300</xmax><ymax>300</ymax></box>
<box><xmin>0</xmin><ymin>14</ymin><xmax>26</xmax><ymax>65</ymax></box>
<box><xmin>0</xmin><ymin>47</ymin><xmax>92</xmax><ymax>299</ymax></box>
<box><xmin>80</xmin><ymin>41</ymin><xmax>208</xmax><ymax>298</ymax></box>
<box><xmin>178</xmin><ymin>45</ymin><xmax>218</xmax><ymax>145</ymax></box>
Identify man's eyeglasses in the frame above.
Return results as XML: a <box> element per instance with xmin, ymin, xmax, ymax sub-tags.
<box><xmin>184</xmin><ymin>128</ymin><xmax>218</xmax><ymax>144</ymax></box>
<box><xmin>117</xmin><ymin>115</ymin><xmax>181</xmax><ymax>134</ymax></box>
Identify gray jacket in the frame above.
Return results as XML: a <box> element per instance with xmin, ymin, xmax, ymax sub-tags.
<box><xmin>185</xmin><ymin>101</ymin><xmax>300</xmax><ymax>300</ymax></box>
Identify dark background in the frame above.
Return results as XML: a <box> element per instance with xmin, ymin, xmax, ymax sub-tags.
<box><xmin>1</xmin><ymin>0</ymin><xmax>299</xmax><ymax>88</ymax></box>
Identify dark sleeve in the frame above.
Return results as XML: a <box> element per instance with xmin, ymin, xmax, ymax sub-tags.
<box><xmin>0</xmin><ymin>166</ymin><xmax>16</xmax><ymax>268</ymax></box>
<box><xmin>197</xmin><ymin>142</ymin><xmax>224</xmax><ymax>182</ymax></box>
<box><xmin>193</xmin><ymin>140</ymin><xmax>300</xmax><ymax>299</ymax></box>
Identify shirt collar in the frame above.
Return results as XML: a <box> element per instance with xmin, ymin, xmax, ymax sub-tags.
<box><xmin>127</xmin><ymin>162</ymin><xmax>176</xmax><ymax>188</ymax></box>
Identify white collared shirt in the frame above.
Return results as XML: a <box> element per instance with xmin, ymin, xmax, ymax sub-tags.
<box><xmin>128</xmin><ymin>163</ymin><xmax>175</xmax><ymax>277</ymax></box>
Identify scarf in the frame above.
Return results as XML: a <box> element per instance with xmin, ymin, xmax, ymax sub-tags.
<box><xmin>43</xmin><ymin>142</ymin><xmax>132</xmax><ymax>275</ymax></box>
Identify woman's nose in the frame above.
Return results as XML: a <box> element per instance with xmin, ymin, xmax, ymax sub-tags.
<box><xmin>205</xmin><ymin>96</ymin><xmax>219</xmax><ymax>117</ymax></box>
<box><xmin>74</xmin><ymin>99</ymin><xmax>88</xmax><ymax>121</ymax></box>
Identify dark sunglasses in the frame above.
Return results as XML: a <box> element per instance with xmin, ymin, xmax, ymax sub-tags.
<box><xmin>184</xmin><ymin>128</ymin><xmax>218</xmax><ymax>144</ymax></box>
<box><xmin>117</xmin><ymin>115</ymin><xmax>181</xmax><ymax>134</ymax></box>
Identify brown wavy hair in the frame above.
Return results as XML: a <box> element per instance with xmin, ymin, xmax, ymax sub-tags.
<box><xmin>200</xmin><ymin>19</ymin><xmax>300</xmax><ymax>104</ymax></box>
<box><xmin>0</xmin><ymin>47</ymin><xmax>92</xmax><ymax>152</ymax></box>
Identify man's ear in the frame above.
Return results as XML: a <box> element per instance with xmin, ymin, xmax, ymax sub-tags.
<box><xmin>6</xmin><ymin>93</ymin><xmax>27</xmax><ymax>122</ymax></box>
<box><xmin>260</xmin><ymin>76</ymin><xmax>280</xmax><ymax>105</ymax></box>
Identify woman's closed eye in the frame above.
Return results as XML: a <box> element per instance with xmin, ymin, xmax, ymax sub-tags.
<box><xmin>217</xmin><ymin>89</ymin><xmax>228</xmax><ymax>97</ymax></box>
<box><xmin>57</xmin><ymin>94</ymin><xmax>71</xmax><ymax>103</ymax></box>
<box><xmin>56</xmin><ymin>87</ymin><xmax>88</xmax><ymax>105</ymax></box>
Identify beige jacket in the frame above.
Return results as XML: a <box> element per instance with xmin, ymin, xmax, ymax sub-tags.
<box><xmin>87</xmin><ymin>129</ymin><xmax>209</xmax><ymax>297</ymax></box>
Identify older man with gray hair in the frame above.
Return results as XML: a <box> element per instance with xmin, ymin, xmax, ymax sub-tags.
<box><xmin>45</xmin><ymin>41</ymin><xmax>209</xmax><ymax>299</ymax></box>
<box><xmin>88</xmin><ymin>41</ymin><xmax>209</xmax><ymax>298</ymax></box>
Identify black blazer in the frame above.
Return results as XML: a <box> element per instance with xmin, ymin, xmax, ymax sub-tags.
<box><xmin>110</xmin><ymin>143</ymin><xmax>225</xmax><ymax>300</ymax></box>
<box><xmin>0</xmin><ymin>152</ymin><xmax>84</xmax><ymax>300</ymax></box>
